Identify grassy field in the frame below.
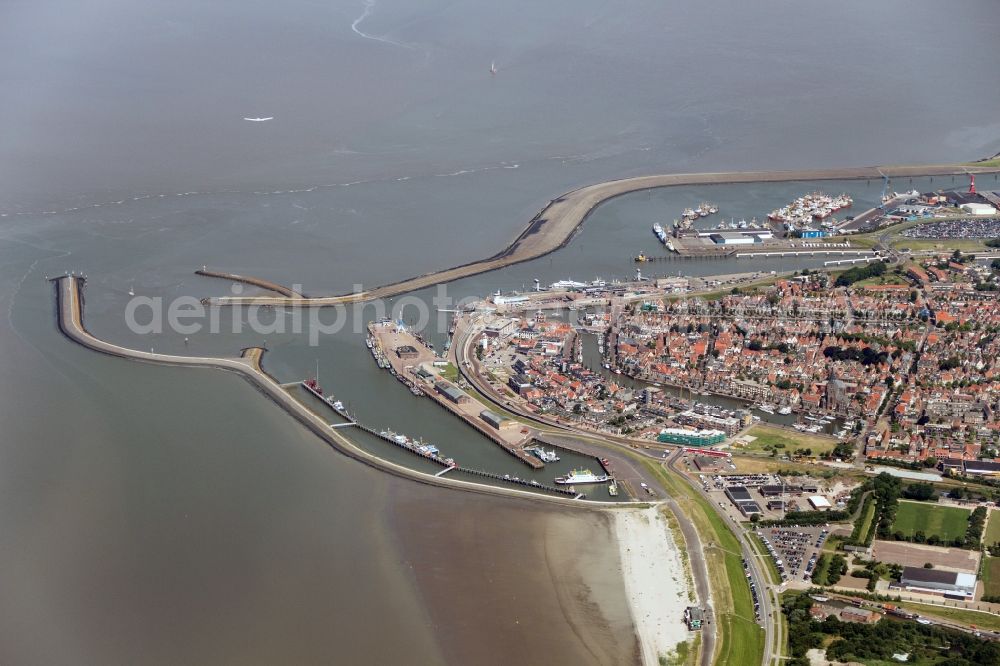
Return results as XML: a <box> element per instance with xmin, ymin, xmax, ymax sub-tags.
<box><xmin>852</xmin><ymin>496</ymin><xmax>877</xmax><ymax>544</ymax></box>
<box><xmin>642</xmin><ymin>459</ymin><xmax>765</xmax><ymax>666</ymax></box>
<box><xmin>738</xmin><ymin>424</ymin><xmax>840</xmax><ymax>457</ymax></box>
<box><xmin>891</xmin><ymin>501</ymin><xmax>970</xmax><ymax>541</ymax></box>
<box><xmin>983</xmin><ymin>557</ymin><xmax>1000</xmax><ymax>599</ymax></box>
<box><xmin>986</xmin><ymin>510</ymin><xmax>1000</xmax><ymax>547</ymax></box>
<box><xmin>853</xmin><ymin>273</ymin><xmax>910</xmax><ymax>287</ymax></box>
<box><xmin>824</xmin><ymin>234</ymin><xmax>878</xmax><ymax>248</ymax></box>
<box><xmin>851</xmin><ymin>495</ymin><xmax>878</xmax><ymax>543</ymax></box>
<box><xmin>893</xmin><ymin>238</ymin><xmax>991</xmax><ymax>252</ymax></box>
<box><xmin>811</xmin><ymin>554</ymin><xmax>831</xmax><ymax>585</ymax></box>
<box><xmin>897</xmin><ymin>600</ymin><xmax>1000</xmax><ymax>632</ymax></box>
<box><xmin>730</xmin><ymin>455</ymin><xmax>858</xmax><ymax>480</ymax></box>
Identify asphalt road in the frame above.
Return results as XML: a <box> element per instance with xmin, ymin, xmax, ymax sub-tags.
<box><xmin>668</xmin><ymin>449</ymin><xmax>778</xmax><ymax>665</ymax></box>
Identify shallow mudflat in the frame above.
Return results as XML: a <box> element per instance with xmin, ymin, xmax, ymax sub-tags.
<box><xmin>390</xmin><ymin>487</ymin><xmax>639</xmax><ymax>665</ymax></box>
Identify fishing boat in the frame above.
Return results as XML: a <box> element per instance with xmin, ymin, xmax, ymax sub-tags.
<box><xmin>529</xmin><ymin>447</ymin><xmax>560</xmax><ymax>463</ymax></box>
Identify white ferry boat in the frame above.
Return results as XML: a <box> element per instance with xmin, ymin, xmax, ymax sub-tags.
<box><xmin>555</xmin><ymin>468</ymin><xmax>610</xmax><ymax>485</ymax></box>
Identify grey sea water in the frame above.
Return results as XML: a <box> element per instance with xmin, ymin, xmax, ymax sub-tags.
<box><xmin>1</xmin><ymin>0</ymin><xmax>998</xmax><ymax>662</ymax></box>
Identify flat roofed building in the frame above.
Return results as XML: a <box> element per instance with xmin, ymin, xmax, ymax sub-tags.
<box><xmin>508</xmin><ymin>373</ymin><xmax>533</xmax><ymax>395</ymax></box>
<box><xmin>394</xmin><ymin>345</ymin><xmax>419</xmax><ymax>359</ymax></box>
<box><xmin>808</xmin><ymin>495</ymin><xmax>832</xmax><ymax>510</ymax></box>
<box><xmin>960</xmin><ymin>202</ymin><xmax>997</xmax><ymax>216</ymax></box>
<box><xmin>725</xmin><ymin>486</ymin><xmax>762</xmax><ymax>516</ymax></box>
<box><xmin>479</xmin><ymin>409</ymin><xmax>516</xmax><ymax>431</ymax></box>
<box><xmin>898</xmin><ymin>566</ymin><xmax>976</xmax><ymax>598</ymax></box>
<box><xmin>710</xmin><ymin>232</ymin><xmax>757</xmax><ymax>245</ymax></box>
<box><xmin>657</xmin><ymin>427</ymin><xmax>726</xmax><ymax>447</ymax></box>
<box><xmin>483</xmin><ymin>317</ymin><xmax>520</xmax><ymax>339</ymax></box>
<box><xmin>693</xmin><ymin>456</ymin><xmax>725</xmax><ymax>473</ymax></box>
<box><xmin>964</xmin><ymin>460</ymin><xmax>1000</xmax><ymax>477</ymax></box>
<box><xmin>730</xmin><ymin>379</ymin><xmax>773</xmax><ymax>401</ymax></box>
<box><xmin>434</xmin><ymin>380</ymin><xmax>471</xmax><ymax>404</ymax></box>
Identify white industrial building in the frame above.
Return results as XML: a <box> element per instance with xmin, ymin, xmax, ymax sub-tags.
<box><xmin>960</xmin><ymin>202</ymin><xmax>997</xmax><ymax>216</ymax></box>
<box><xmin>807</xmin><ymin>495</ymin><xmax>832</xmax><ymax>510</ymax></box>
<box><xmin>710</xmin><ymin>232</ymin><xmax>757</xmax><ymax>246</ymax></box>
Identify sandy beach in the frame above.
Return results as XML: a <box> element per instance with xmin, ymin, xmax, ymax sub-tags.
<box><xmin>616</xmin><ymin>506</ymin><xmax>693</xmax><ymax>666</ymax></box>
<box><xmin>390</xmin><ymin>489</ymin><xmax>640</xmax><ymax>665</ymax></box>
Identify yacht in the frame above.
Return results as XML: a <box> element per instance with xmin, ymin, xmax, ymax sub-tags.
<box><xmin>757</xmin><ymin>404</ymin><xmax>776</xmax><ymax>415</ymax></box>
<box><xmin>777</xmin><ymin>406</ymin><xmax>792</xmax><ymax>415</ymax></box>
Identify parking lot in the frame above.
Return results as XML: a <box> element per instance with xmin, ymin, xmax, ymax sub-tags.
<box><xmin>756</xmin><ymin>526</ymin><xmax>829</xmax><ymax>582</ymax></box>
<box><xmin>741</xmin><ymin>554</ymin><xmax>764</xmax><ymax>624</ymax></box>
<box><xmin>701</xmin><ymin>473</ymin><xmax>781</xmax><ymax>489</ymax></box>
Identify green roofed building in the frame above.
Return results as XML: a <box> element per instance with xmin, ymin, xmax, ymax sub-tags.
<box><xmin>657</xmin><ymin>428</ymin><xmax>726</xmax><ymax>446</ymax></box>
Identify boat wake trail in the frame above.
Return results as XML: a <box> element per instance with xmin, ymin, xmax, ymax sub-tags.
<box><xmin>350</xmin><ymin>0</ymin><xmax>414</xmax><ymax>51</ymax></box>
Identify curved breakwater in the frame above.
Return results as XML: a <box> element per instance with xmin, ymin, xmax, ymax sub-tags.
<box><xmin>202</xmin><ymin>163</ymin><xmax>1000</xmax><ymax>307</ymax></box>
<box><xmin>53</xmin><ymin>275</ymin><xmax>600</xmax><ymax>507</ymax></box>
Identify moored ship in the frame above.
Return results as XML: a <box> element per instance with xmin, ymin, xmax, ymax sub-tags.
<box><xmin>555</xmin><ymin>468</ymin><xmax>609</xmax><ymax>485</ymax></box>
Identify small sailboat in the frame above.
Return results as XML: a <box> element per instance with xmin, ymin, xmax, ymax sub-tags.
<box><xmin>128</xmin><ymin>285</ymin><xmax>135</xmax><ymax>297</ymax></box>
<box><xmin>490</xmin><ymin>60</ymin><xmax>497</xmax><ymax>75</ymax></box>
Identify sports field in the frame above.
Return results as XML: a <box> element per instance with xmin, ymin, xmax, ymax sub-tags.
<box><xmin>891</xmin><ymin>501</ymin><xmax>969</xmax><ymax>542</ymax></box>
<box><xmin>985</xmin><ymin>509</ymin><xmax>1000</xmax><ymax>547</ymax></box>
<box><xmin>983</xmin><ymin>557</ymin><xmax>1000</xmax><ymax>599</ymax></box>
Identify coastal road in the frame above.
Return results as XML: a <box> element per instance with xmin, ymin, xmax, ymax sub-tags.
<box><xmin>667</xmin><ymin>449</ymin><xmax>778</xmax><ymax>666</ymax></box>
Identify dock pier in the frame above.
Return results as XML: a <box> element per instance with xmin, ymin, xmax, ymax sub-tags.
<box><xmin>823</xmin><ymin>256</ymin><xmax>881</xmax><ymax>266</ymax></box>
<box><xmin>195</xmin><ymin>268</ymin><xmax>305</xmax><ymax>299</ymax></box>
<box><xmin>735</xmin><ymin>249</ymin><xmax>872</xmax><ymax>259</ymax></box>
<box><xmin>368</xmin><ymin>320</ymin><xmax>545</xmax><ymax>469</ymax></box>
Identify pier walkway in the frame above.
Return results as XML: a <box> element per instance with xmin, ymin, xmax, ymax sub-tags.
<box><xmin>202</xmin><ymin>164</ymin><xmax>1000</xmax><ymax>307</ymax></box>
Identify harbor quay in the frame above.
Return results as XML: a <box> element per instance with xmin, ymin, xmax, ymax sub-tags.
<box><xmin>52</xmin><ymin>274</ymin><xmax>626</xmax><ymax>505</ymax></box>
<box><xmin>366</xmin><ymin>318</ymin><xmax>547</xmax><ymax>470</ymax></box>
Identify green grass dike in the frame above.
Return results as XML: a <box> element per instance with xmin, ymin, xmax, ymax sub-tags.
<box><xmin>642</xmin><ymin>458</ymin><xmax>765</xmax><ymax>666</ymax></box>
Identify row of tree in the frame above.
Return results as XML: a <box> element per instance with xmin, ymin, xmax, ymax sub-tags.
<box><xmin>781</xmin><ymin>593</ymin><xmax>1000</xmax><ymax>666</ymax></box>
